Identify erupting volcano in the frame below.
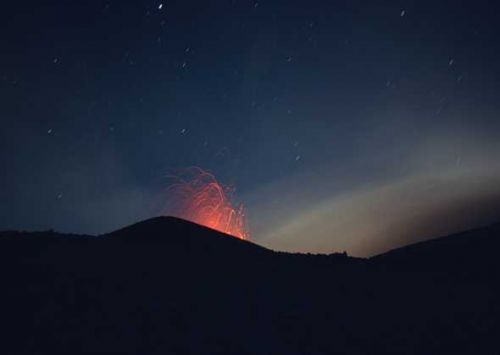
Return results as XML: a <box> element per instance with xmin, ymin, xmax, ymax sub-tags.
<box><xmin>164</xmin><ymin>168</ymin><xmax>250</xmax><ymax>240</ymax></box>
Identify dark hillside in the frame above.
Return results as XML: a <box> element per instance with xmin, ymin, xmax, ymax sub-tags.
<box><xmin>1</xmin><ymin>217</ymin><xmax>499</xmax><ymax>354</ymax></box>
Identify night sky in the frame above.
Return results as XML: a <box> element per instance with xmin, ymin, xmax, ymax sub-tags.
<box><xmin>2</xmin><ymin>1</ymin><xmax>500</xmax><ymax>256</ymax></box>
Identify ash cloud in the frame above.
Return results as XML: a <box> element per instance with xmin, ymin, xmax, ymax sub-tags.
<box><xmin>247</xmin><ymin>127</ymin><xmax>500</xmax><ymax>257</ymax></box>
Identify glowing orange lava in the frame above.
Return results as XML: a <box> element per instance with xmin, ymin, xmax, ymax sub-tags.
<box><xmin>165</xmin><ymin>167</ymin><xmax>250</xmax><ymax>240</ymax></box>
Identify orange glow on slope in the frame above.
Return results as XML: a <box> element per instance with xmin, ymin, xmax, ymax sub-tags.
<box><xmin>165</xmin><ymin>167</ymin><xmax>250</xmax><ymax>240</ymax></box>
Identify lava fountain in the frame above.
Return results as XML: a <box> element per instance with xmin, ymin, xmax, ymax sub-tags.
<box><xmin>164</xmin><ymin>167</ymin><xmax>250</xmax><ymax>240</ymax></box>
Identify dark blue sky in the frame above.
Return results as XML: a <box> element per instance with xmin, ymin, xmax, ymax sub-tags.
<box><xmin>1</xmin><ymin>1</ymin><xmax>500</xmax><ymax>255</ymax></box>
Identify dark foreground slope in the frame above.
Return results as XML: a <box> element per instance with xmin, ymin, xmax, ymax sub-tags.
<box><xmin>0</xmin><ymin>217</ymin><xmax>499</xmax><ymax>354</ymax></box>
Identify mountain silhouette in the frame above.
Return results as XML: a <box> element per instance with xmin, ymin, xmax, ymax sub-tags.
<box><xmin>372</xmin><ymin>222</ymin><xmax>500</xmax><ymax>272</ymax></box>
<box><xmin>1</xmin><ymin>217</ymin><xmax>499</xmax><ymax>354</ymax></box>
